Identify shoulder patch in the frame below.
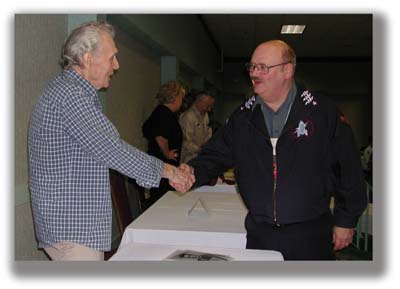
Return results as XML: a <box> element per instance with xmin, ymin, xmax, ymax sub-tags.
<box><xmin>240</xmin><ymin>95</ymin><xmax>256</xmax><ymax>110</ymax></box>
<box><xmin>300</xmin><ymin>90</ymin><xmax>318</xmax><ymax>106</ymax></box>
<box><xmin>339</xmin><ymin>114</ymin><xmax>350</xmax><ymax>125</ymax></box>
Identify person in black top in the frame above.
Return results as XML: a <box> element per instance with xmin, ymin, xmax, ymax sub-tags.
<box><xmin>143</xmin><ymin>81</ymin><xmax>185</xmax><ymax>206</ymax></box>
<box><xmin>177</xmin><ymin>40</ymin><xmax>367</xmax><ymax>260</ymax></box>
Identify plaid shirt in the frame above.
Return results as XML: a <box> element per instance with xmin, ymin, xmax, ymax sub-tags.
<box><xmin>28</xmin><ymin>69</ymin><xmax>163</xmax><ymax>251</ymax></box>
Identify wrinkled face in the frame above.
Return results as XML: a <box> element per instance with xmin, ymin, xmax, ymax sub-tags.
<box><xmin>249</xmin><ymin>43</ymin><xmax>290</xmax><ymax>102</ymax></box>
<box><xmin>197</xmin><ymin>96</ymin><xmax>215</xmax><ymax>114</ymax></box>
<box><xmin>86</xmin><ymin>32</ymin><xmax>119</xmax><ymax>90</ymax></box>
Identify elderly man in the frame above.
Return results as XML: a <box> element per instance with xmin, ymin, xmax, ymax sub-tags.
<box><xmin>181</xmin><ymin>40</ymin><xmax>367</xmax><ymax>260</ymax></box>
<box><xmin>179</xmin><ymin>91</ymin><xmax>215</xmax><ymax>163</ymax></box>
<box><xmin>28</xmin><ymin>21</ymin><xmax>194</xmax><ymax>261</ymax></box>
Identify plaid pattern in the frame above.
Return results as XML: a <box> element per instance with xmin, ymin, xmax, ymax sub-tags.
<box><xmin>28</xmin><ymin>69</ymin><xmax>163</xmax><ymax>251</ymax></box>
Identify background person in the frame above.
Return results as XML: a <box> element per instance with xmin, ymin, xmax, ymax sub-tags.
<box><xmin>361</xmin><ymin>135</ymin><xmax>373</xmax><ymax>172</ymax></box>
<box><xmin>142</xmin><ymin>81</ymin><xmax>185</xmax><ymax>206</ymax></box>
<box><xmin>179</xmin><ymin>91</ymin><xmax>215</xmax><ymax>163</ymax></box>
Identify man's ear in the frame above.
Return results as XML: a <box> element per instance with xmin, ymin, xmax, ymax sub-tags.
<box><xmin>284</xmin><ymin>63</ymin><xmax>295</xmax><ymax>79</ymax></box>
<box><xmin>81</xmin><ymin>52</ymin><xmax>91</xmax><ymax>69</ymax></box>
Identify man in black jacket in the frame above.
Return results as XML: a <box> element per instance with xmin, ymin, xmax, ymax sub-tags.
<box><xmin>176</xmin><ymin>40</ymin><xmax>367</xmax><ymax>260</ymax></box>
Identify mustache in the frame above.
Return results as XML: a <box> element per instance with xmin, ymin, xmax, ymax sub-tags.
<box><xmin>250</xmin><ymin>76</ymin><xmax>261</xmax><ymax>82</ymax></box>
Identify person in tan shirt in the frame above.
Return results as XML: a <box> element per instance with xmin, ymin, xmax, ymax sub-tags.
<box><xmin>179</xmin><ymin>91</ymin><xmax>215</xmax><ymax>163</ymax></box>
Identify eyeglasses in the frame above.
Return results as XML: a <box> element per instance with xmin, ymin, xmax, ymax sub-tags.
<box><xmin>245</xmin><ymin>62</ymin><xmax>291</xmax><ymax>74</ymax></box>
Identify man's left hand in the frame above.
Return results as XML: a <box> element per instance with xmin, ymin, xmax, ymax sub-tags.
<box><xmin>333</xmin><ymin>226</ymin><xmax>354</xmax><ymax>251</ymax></box>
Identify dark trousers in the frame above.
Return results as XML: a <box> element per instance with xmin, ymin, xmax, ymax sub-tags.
<box><xmin>245</xmin><ymin>212</ymin><xmax>335</xmax><ymax>260</ymax></box>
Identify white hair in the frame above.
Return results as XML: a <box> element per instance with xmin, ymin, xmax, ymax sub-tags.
<box><xmin>61</xmin><ymin>21</ymin><xmax>115</xmax><ymax>68</ymax></box>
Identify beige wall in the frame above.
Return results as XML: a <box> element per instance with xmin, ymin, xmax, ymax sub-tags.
<box><xmin>15</xmin><ymin>14</ymin><xmax>67</xmax><ymax>260</ymax></box>
<box><xmin>105</xmin><ymin>26</ymin><xmax>160</xmax><ymax>151</ymax></box>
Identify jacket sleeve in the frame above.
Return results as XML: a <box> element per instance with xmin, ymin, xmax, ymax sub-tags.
<box><xmin>188</xmin><ymin>116</ymin><xmax>235</xmax><ymax>187</ymax></box>
<box><xmin>330</xmin><ymin>108</ymin><xmax>368</xmax><ymax>228</ymax></box>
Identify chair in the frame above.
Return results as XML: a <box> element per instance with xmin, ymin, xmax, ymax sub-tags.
<box><xmin>109</xmin><ymin>169</ymin><xmax>134</xmax><ymax>235</ymax></box>
<box><xmin>127</xmin><ymin>176</ymin><xmax>149</xmax><ymax>212</ymax></box>
<box><xmin>353</xmin><ymin>181</ymin><xmax>372</xmax><ymax>252</ymax></box>
<box><xmin>104</xmin><ymin>169</ymin><xmax>140</xmax><ymax>260</ymax></box>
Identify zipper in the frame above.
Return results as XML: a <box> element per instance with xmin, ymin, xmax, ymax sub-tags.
<box><xmin>270</xmin><ymin>138</ymin><xmax>279</xmax><ymax>226</ymax></box>
<box><xmin>244</xmin><ymin>98</ymin><xmax>295</xmax><ymax>227</ymax></box>
<box><xmin>272</xmin><ymin>154</ymin><xmax>278</xmax><ymax>224</ymax></box>
<box><xmin>271</xmin><ymin>95</ymin><xmax>294</xmax><ymax>225</ymax></box>
<box><xmin>244</xmin><ymin>115</ymin><xmax>281</xmax><ymax>226</ymax></box>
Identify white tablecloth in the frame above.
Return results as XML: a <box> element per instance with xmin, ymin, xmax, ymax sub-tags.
<box><xmin>111</xmin><ymin>187</ymin><xmax>284</xmax><ymax>261</ymax></box>
<box><xmin>119</xmin><ymin>190</ymin><xmax>248</xmax><ymax>249</ymax></box>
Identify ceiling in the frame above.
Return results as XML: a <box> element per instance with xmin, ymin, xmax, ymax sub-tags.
<box><xmin>199</xmin><ymin>14</ymin><xmax>372</xmax><ymax>62</ymax></box>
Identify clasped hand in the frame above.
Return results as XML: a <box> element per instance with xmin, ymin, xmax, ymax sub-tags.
<box><xmin>167</xmin><ymin>163</ymin><xmax>195</xmax><ymax>193</ymax></box>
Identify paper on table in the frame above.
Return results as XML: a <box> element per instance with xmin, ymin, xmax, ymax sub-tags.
<box><xmin>187</xmin><ymin>197</ymin><xmax>209</xmax><ymax>217</ymax></box>
<box><xmin>165</xmin><ymin>249</ymin><xmax>232</xmax><ymax>261</ymax></box>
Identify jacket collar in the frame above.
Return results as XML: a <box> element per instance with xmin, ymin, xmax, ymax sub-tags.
<box><xmin>244</xmin><ymin>84</ymin><xmax>314</xmax><ymax>141</ymax></box>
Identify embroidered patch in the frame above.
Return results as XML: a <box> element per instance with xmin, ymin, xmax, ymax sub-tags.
<box><xmin>240</xmin><ymin>95</ymin><xmax>256</xmax><ymax>110</ymax></box>
<box><xmin>295</xmin><ymin>120</ymin><xmax>308</xmax><ymax>137</ymax></box>
<box><xmin>300</xmin><ymin>90</ymin><xmax>318</xmax><ymax>106</ymax></box>
<box><xmin>291</xmin><ymin>119</ymin><xmax>315</xmax><ymax>140</ymax></box>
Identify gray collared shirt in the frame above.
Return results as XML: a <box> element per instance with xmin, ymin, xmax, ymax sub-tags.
<box><xmin>253</xmin><ymin>83</ymin><xmax>297</xmax><ymax>138</ymax></box>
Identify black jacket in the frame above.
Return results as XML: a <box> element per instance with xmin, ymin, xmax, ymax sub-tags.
<box><xmin>188</xmin><ymin>87</ymin><xmax>367</xmax><ymax>228</ymax></box>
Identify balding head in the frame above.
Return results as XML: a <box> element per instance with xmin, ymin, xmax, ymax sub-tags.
<box><xmin>254</xmin><ymin>40</ymin><xmax>296</xmax><ymax>67</ymax></box>
<box><xmin>195</xmin><ymin>93</ymin><xmax>215</xmax><ymax>115</ymax></box>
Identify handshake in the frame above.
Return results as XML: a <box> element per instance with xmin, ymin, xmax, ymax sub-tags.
<box><xmin>162</xmin><ymin>163</ymin><xmax>195</xmax><ymax>193</ymax></box>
